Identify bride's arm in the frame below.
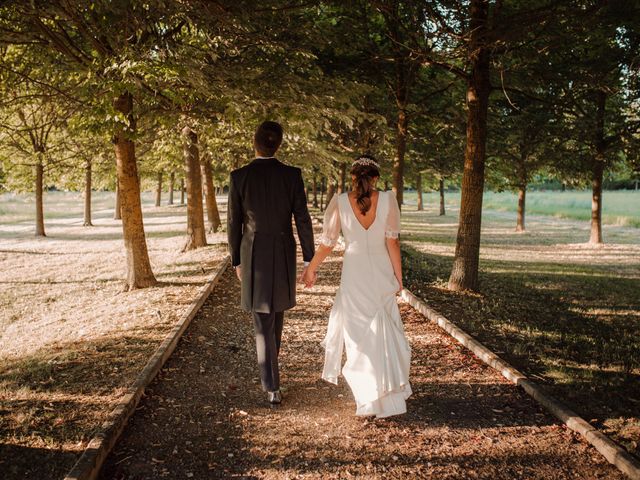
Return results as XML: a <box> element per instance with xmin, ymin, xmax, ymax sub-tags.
<box><xmin>386</xmin><ymin>237</ymin><xmax>403</xmax><ymax>292</ymax></box>
<box><xmin>385</xmin><ymin>192</ymin><xmax>403</xmax><ymax>292</ymax></box>
<box><xmin>303</xmin><ymin>244</ymin><xmax>333</xmax><ymax>286</ymax></box>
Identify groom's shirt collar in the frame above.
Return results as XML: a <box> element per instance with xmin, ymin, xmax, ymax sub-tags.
<box><xmin>256</xmin><ymin>156</ymin><xmax>276</xmax><ymax>160</ymax></box>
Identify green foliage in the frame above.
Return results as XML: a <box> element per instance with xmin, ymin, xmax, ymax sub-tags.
<box><xmin>0</xmin><ymin>0</ymin><xmax>637</xmax><ymax>197</ymax></box>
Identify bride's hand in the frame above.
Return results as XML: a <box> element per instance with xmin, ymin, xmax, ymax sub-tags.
<box><xmin>298</xmin><ymin>267</ymin><xmax>309</xmax><ymax>285</ymax></box>
<box><xmin>301</xmin><ymin>267</ymin><xmax>317</xmax><ymax>288</ymax></box>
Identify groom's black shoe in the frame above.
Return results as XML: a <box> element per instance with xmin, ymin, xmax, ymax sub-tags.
<box><xmin>267</xmin><ymin>390</ymin><xmax>282</xmax><ymax>405</ymax></box>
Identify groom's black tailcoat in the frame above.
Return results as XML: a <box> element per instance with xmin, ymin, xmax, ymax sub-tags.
<box><xmin>227</xmin><ymin>158</ymin><xmax>315</xmax><ymax>313</ymax></box>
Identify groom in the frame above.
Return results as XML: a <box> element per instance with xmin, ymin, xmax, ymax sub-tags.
<box><xmin>227</xmin><ymin>121</ymin><xmax>315</xmax><ymax>405</ymax></box>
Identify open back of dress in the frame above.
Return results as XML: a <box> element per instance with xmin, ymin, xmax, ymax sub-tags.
<box><xmin>320</xmin><ymin>190</ymin><xmax>412</xmax><ymax>418</ymax></box>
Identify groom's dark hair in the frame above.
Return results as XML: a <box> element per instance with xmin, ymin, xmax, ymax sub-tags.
<box><xmin>254</xmin><ymin>121</ymin><xmax>283</xmax><ymax>157</ymax></box>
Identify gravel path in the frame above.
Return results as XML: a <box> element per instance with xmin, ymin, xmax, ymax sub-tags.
<box><xmin>100</xmin><ymin>252</ymin><xmax>624</xmax><ymax>479</ymax></box>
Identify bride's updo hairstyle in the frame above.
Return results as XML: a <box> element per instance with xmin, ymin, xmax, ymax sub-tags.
<box><xmin>351</xmin><ymin>154</ymin><xmax>381</xmax><ymax>215</ymax></box>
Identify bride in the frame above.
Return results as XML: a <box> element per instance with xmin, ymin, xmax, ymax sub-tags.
<box><xmin>301</xmin><ymin>154</ymin><xmax>412</xmax><ymax>418</ymax></box>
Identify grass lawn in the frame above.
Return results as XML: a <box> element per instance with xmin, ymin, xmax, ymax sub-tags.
<box><xmin>399</xmin><ymin>199</ymin><xmax>640</xmax><ymax>459</ymax></box>
<box><xmin>404</xmin><ymin>189</ymin><xmax>640</xmax><ymax>228</ymax></box>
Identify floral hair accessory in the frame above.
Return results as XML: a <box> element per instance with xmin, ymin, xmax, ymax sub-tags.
<box><xmin>352</xmin><ymin>156</ymin><xmax>380</xmax><ymax>169</ymax></box>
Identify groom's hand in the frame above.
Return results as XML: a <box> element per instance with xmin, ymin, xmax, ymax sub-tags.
<box><xmin>298</xmin><ymin>267</ymin><xmax>308</xmax><ymax>286</ymax></box>
<box><xmin>234</xmin><ymin>265</ymin><xmax>242</xmax><ymax>281</ymax></box>
<box><xmin>300</xmin><ymin>267</ymin><xmax>317</xmax><ymax>288</ymax></box>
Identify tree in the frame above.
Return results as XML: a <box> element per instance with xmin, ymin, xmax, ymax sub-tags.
<box><xmin>0</xmin><ymin>68</ymin><xmax>70</xmax><ymax>236</ymax></box>
<box><xmin>487</xmin><ymin>97</ymin><xmax>554</xmax><ymax>232</ymax></box>
<box><xmin>63</xmin><ymin>128</ymin><xmax>112</xmax><ymax>228</ymax></box>
<box><xmin>411</xmin><ymin>0</ymin><xmax>582</xmax><ymax>291</ymax></box>
<box><xmin>408</xmin><ymin>77</ymin><xmax>465</xmax><ymax>217</ymax></box>
<box><xmin>546</xmin><ymin>1</ymin><xmax>640</xmax><ymax>243</ymax></box>
<box><xmin>155</xmin><ymin>171</ymin><xmax>163</xmax><ymax>208</ymax></box>
<box><xmin>181</xmin><ymin>125</ymin><xmax>207</xmax><ymax>251</ymax></box>
<box><xmin>375</xmin><ymin>1</ymin><xmax>423</xmax><ymax>209</ymax></box>
<box><xmin>113</xmin><ymin>92</ymin><xmax>157</xmax><ymax>287</ymax></box>
<box><xmin>312</xmin><ymin>166</ymin><xmax>319</xmax><ymax>207</ymax></box>
<box><xmin>317</xmin><ymin>2</ymin><xmax>427</xmax><ymax>209</ymax></box>
<box><xmin>200</xmin><ymin>151</ymin><xmax>221</xmax><ymax>233</ymax></box>
<box><xmin>168</xmin><ymin>171</ymin><xmax>176</xmax><ymax>205</ymax></box>
<box><xmin>0</xmin><ymin>1</ymin><xmax>196</xmax><ymax>288</ymax></box>
<box><xmin>441</xmin><ymin>0</ymin><xmax>491</xmax><ymax>291</ymax></box>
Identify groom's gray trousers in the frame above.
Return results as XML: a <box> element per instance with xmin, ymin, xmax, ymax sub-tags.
<box><xmin>253</xmin><ymin>310</ymin><xmax>284</xmax><ymax>392</ymax></box>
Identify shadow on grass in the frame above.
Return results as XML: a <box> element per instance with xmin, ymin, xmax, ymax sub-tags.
<box><xmin>402</xmin><ymin>244</ymin><xmax>640</xmax><ymax>457</ymax></box>
<box><xmin>0</xmin><ymin>444</ymin><xmax>79</xmax><ymax>479</ymax></box>
<box><xmin>0</xmin><ymin>249</ymin><xmax>71</xmax><ymax>256</ymax></box>
<box><xmin>0</xmin><ymin>279</ymin><xmax>121</xmax><ymax>285</ymax></box>
<box><xmin>0</xmin><ymin>332</ymin><xmax>166</xmax><ymax>480</ymax></box>
<box><xmin>45</xmin><ymin>229</ymin><xmax>187</xmax><ymax>242</ymax></box>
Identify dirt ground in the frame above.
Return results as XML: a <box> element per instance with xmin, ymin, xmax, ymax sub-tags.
<box><xmin>0</xmin><ymin>194</ymin><xmax>227</xmax><ymax>479</ymax></box>
<box><xmin>100</xmin><ymin>252</ymin><xmax>624</xmax><ymax>480</ymax></box>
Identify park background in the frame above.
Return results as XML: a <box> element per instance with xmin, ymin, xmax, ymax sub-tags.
<box><xmin>0</xmin><ymin>1</ymin><xmax>638</xmax><ymax>479</ymax></box>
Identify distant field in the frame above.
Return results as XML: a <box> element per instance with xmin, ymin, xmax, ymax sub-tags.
<box><xmin>3</xmin><ymin>189</ymin><xmax>637</xmax><ymax>229</ymax></box>
<box><xmin>404</xmin><ymin>189</ymin><xmax>640</xmax><ymax>228</ymax></box>
<box><xmin>0</xmin><ymin>191</ymin><xmax>157</xmax><ymax>224</ymax></box>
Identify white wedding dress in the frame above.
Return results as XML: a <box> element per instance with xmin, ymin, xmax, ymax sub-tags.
<box><xmin>319</xmin><ymin>190</ymin><xmax>412</xmax><ymax>418</ymax></box>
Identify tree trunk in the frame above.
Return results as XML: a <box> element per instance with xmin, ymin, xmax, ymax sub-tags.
<box><xmin>589</xmin><ymin>90</ymin><xmax>606</xmax><ymax>245</ymax></box>
<box><xmin>515</xmin><ymin>155</ymin><xmax>527</xmax><ymax>232</ymax></box>
<box><xmin>339</xmin><ymin>162</ymin><xmax>347</xmax><ymax>193</ymax></box>
<box><xmin>113</xmin><ymin>182</ymin><xmax>122</xmax><ymax>220</ymax></box>
<box><xmin>155</xmin><ymin>171</ymin><xmax>162</xmax><ymax>207</ymax></box>
<box><xmin>35</xmin><ymin>157</ymin><xmax>45</xmax><ymax>237</ymax></box>
<box><xmin>312</xmin><ymin>173</ymin><xmax>318</xmax><ymax>208</ymax></box>
<box><xmin>516</xmin><ymin>184</ymin><xmax>526</xmax><ymax>232</ymax></box>
<box><xmin>320</xmin><ymin>177</ymin><xmax>326</xmax><ymax>211</ymax></box>
<box><xmin>448</xmin><ymin>0</ymin><xmax>490</xmax><ymax>292</ymax></box>
<box><xmin>385</xmin><ymin>180</ymin><xmax>389</xmax><ymax>191</ymax></box>
<box><xmin>168</xmin><ymin>171</ymin><xmax>175</xmax><ymax>205</ymax></box>
<box><xmin>326</xmin><ymin>179</ymin><xmax>336</xmax><ymax>206</ymax></box>
<box><xmin>113</xmin><ymin>91</ymin><xmax>156</xmax><ymax>289</ymax></box>
<box><xmin>180</xmin><ymin>178</ymin><xmax>185</xmax><ymax>205</ymax></box>
<box><xmin>83</xmin><ymin>158</ymin><xmax>93</xmax><ymax>226</ymax></box>
<box><xmin>416</xmin><ymin>172</ymin><xmax>424</xmax><ymax>211</ymax></box>
<box><xmin>393</xmin><ymin>103</ymin><xmax>408</xmax><ymax>210</ymax></box>
<box><xmin>181</xmin><ymin>126</ymin><xmax>207</xmax><ymax>251</ymax></box>
<box><xmin>590</xmin><ymin>159</ymin><xmax>605</xmax><ymax>244</ymax></box>
<box><xmin>439</xmin><ymin>178</ymin><xmax>446</xmax><ymax>216</ymax></box>
<box><xmin>388</xmin><ymin>9</ymin><xmax>411</xmax><ymax>211</ymax></box>
<box><xmin>201</xmin><ymin>153</ymin><xmax>221</xmax><ymax>233</ymax></box>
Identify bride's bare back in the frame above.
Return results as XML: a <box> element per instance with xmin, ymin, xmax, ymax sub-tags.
<box><xmin>347</xmin><ymin>190</ymin><xmax>380</xmax><ymax>231</ymax></box>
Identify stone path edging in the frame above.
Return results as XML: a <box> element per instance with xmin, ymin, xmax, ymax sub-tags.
<box><xmin>400</xmin><ymin>288</ymin><xmax>640</xmax><ymax>480</ymax></box>
<box><xmin>63</xmin><ymin>256</ymin><xmax>231</xmax><ymax>480</ymax></box>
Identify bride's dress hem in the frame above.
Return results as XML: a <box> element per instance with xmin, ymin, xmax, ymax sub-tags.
<box><xmin>355</xmin><ymin>383</ymin><xmax>412</xmax><ymax>419</ymax></box>
<box><xmin>320</xmin><ymin>373</ymin><xmax>412</xmax><ymax>419</ymax></box>
<box><xmin>321</xmin><ymin>374</ymin><xmax>339</xmax><ymax>386</ymax></box>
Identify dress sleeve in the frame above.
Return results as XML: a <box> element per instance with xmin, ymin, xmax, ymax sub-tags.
<box><xmin>385</xmin><ymin>191</ymin><xmax>401</xmax><ymax>239</ymax></box>
<box><xmin>319</xmin><ymin>194</ymin><xmax>341</xmax><ymax>247</ymax></box>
